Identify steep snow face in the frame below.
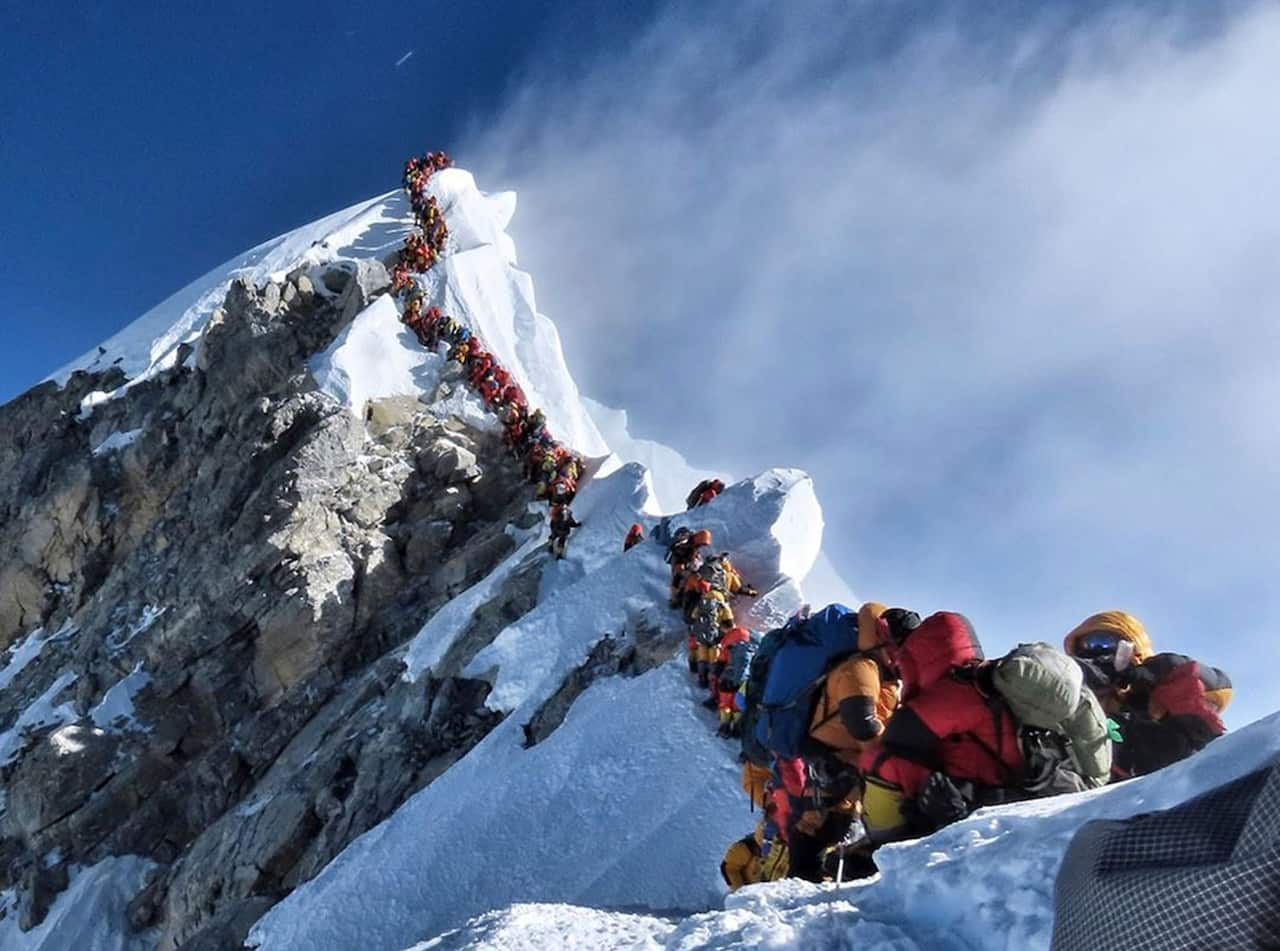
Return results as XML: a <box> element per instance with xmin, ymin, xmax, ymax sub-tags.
<box><xmin>584</xmin><ymin>397</ymin><xmax>855</xmax><ymax>608</ymax></box>
<box><xmin>303</xmin><ymin>167</ymin><xmax>609</xmax><ymax>457</ymax></box>
<box><xmin>0</xmin><ymin>856</ymin><xmax>156</xmax><ymax>951</ymax></box>
<box><xmin>49</xmin><ymin>191</ymin><xmax>408</xmax><ymax>393</ymax></box>
<box><xmin>311</xmin><ymin>295</ymin><xmax>441</xmax><ymax>417</ymax></box>
<box><xmin>247</xmin><ymin>466</ymin><xmax>821</xmax><ymax>951</ymax></box>
<box><xmin>399</xmin><ymin>712</ymin><xmax>1280</xmax><ymax>951</ymax></box>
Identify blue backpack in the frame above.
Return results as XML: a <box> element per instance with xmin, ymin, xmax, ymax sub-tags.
<box><xmin>753</xmin><ymin>604</ymin><xmax>860</xmax><ymax>761</ymax></box>
<box><xmin>739</xmin><ymin>623</ymin><xmax>794</xmax><ymax>768</ymax></box>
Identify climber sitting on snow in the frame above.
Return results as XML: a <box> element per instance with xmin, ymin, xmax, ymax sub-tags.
<box><xmin>686</xmin><ymin>478</ymin><xmax>725</xmax><ymax>509</ymax></box>
<box><xmin>861</xmin><ymin>609</ymin><xmax>1112</xmax><ymax>849</ymax></box>
<box><xmin>546</xmin><ymin>503</ymin><xmax>581</xmax><ymax>560</ymax></box>
<box><xmin>1064</xmin><ymin>611</ymin><xmax>1232</xmax><ymax>779</ymax></box>
<box><xmin>721</xmin><ymin>812</ymin><xmax>790</xmax><ymax>891</ymax></box>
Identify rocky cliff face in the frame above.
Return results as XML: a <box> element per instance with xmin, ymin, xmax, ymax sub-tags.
<box><xmin>0</xmin><ymin>261</ymin><xmax>546</xmax><ymax>948</ymax></box>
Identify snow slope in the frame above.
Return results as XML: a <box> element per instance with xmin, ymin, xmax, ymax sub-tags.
<box><xmin>248</xmin><ymin>464</ymin><xmax>822</xmax><ymax>951</ymax></box>
<box><xmin>0</xmin><ymin>856</ymin><xmax>156</xmax><ymax>951</ymax></box>
<box><xmin>583</xmin><ymin>397</ymin><xmax>857</xmax><ymax>609</ymax></box>
<box><xmin>50</xmin><ymin>190</ymin><xmax>409</xmax><ymax>397</ymax></box>
<box><xmin>26</xmin><ymin>159</ymin><xmax>867</xmax><ymax>950</ymax></box>
<box><xmin>402</xmin><ymin>711</ymin><xmax>1280</xmax><ymax>951</ymax></box>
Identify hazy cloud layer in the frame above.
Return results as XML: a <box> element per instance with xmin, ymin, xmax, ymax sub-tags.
<box><xmin>464</xmin><ymin>1</ymin><xmax>1280</xmax><ymax>726</ymax></box>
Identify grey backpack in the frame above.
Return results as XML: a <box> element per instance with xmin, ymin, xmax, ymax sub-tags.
<box><xmin>698</xmin><ymin>556</ymin><xmax>731</xmax><ymax>594</ymax></box>
<box><xmin>992</xmin><ymin>642</ymin><xmax>1112</xmax><ymax>788</ymax></box>
<box><xmin>692</xmin><ymin>596</ymin><xmax>725</xmax><ymax>646</ymax></box>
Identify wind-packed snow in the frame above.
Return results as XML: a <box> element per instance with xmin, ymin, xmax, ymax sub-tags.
<box><xmin>0</xmin><ymin>671</ymin><xmax>77</xmax><ymax>766</ymax></box>
<box><xmin>311</xmin><ymin>295</ymin><xmax>440</xmax><ymax>417</ymax></box>
<box><xmin>0</xmin><ymin>856</ymin><xmax>157</xmax><ymax>951</ymax></box>
<box><xmin>403</xmin><ymin>531</ymin><xmax>547</xmax><ymax>678</ymax></box>
<box><xmin>49</xmin><ymin>191</ymin><xmax>409</xmax><ymax>399</ymax></box>
<box><xmin>91</xmin><ymin>428</ymin><xmax>144</xmax><ymax>456</ymax></box>
<box><xmin>428</xmin><ymin>169</ymin><xmax>518</xmax><ymax>266</ymax></box>
<box><xmin>408</xmin><ymin>904</ymin><xmax>672</xmax><ymax>951</ymax></box>
<box><xmin>582</xmin><ymin>398</ymin><xmax>718</xmax><ymax>516</ymax></box>
<box><xmin>250</xmin><ymin>662</ymin><xmax>747</xmax><ymax>951</ymax></box>
<box><xmin>583</xmin><ymin>397</ymin><xmax>856</xmax><ymax>609</ymax></box>
<box><xmin>466</xmin><ymin>466</ymin><xmax>817</xmax><ymax>714</ymax></box>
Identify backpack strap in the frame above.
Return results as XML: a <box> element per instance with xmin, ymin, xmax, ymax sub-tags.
<box><xmin>804</xmin><ymin>648</ymin><xmax>879</xmax><ymax>731</ymax></box>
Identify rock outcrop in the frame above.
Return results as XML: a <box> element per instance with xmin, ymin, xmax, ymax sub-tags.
<box><xmin>0</xmin><ymin>265</ymin><xmax>541</xmax><ymax>947</ymax></box>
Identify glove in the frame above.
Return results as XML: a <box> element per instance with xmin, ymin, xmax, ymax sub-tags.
<box><xmin>1106</xmin><ymin>717</ymin><xmax>1125</xmax><ymax>743</ymax></box>
<box><xmin>915</xmin><ymin>772</ymin><xmax>973</xmax><ymax>829</ymax></box>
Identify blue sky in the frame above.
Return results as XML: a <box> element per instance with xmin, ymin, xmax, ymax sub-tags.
<box><xmin>2</xmin><ymin>1</ymin><xmax>1275</xmax><ymax>727</ymax></box>
<box><xmin>0</xmin><ymin>0</ymin><xmax>658</xmax><ymax>397</ymax></box>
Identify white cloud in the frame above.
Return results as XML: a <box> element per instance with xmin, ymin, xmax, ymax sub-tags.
<box><xmin>463</xmin><ymin>1</ymin><xmax>1280</xmax><ymax>727</ymax></box>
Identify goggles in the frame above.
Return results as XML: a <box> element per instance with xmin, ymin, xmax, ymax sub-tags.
<box><xmin>1074</xmin><ymin>630</ymin><xmax>1124</xmax><ymax>659</ymax></box>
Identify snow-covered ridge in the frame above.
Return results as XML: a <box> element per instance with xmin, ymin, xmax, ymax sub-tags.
<box><xmin>408</xmin><ymin>712</ymin><xmax>1280</xmax><ymax>951</ymax></box>
<box><xmin>48</xmin><ymin>190</ymin><xmax>406</xmax><ymax>392</ymax></box>
<box><xmin>11</xmin><ymin>159</ymin><xmax>837</xmax><ymax>950</ymax></box>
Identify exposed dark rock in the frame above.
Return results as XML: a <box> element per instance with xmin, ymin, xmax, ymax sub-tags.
<box><xmin>0</xmin><ymin>268</ymin><xmax>539</xmax><ymax>943</ymax></box>
<box><xmin>522</xmin><ymin>618</ymin><xmax>680</xmax><ymax>748</ymax></box>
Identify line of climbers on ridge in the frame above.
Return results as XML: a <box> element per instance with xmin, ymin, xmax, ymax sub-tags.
<box><xmin>713</xmin><ymin>601</ymin><xmax>1233</xmax><ymax>890</ymax></box>
<box><xmin>640</xmin><ymin>488</ymin><xmax>1236</xmax><ymax>891</ymax></box>
<box><xmin>390</xmin><ymin>149</ymin><xmax>586</xmax><ymax>558</ymax></box>
<box><xmin>387</xmin><ymin>151</ymin><xmax>1234</xmax><ymax>897</ymax></box>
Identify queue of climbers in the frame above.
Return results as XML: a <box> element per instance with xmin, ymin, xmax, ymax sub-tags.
<box><xmin>390</xmin><ymin>149</ymin><xmax>587</xmax><ymax>558</ymax></box>
<box><xmin>387</xmin><ymin>150</ymin><xmax>1237</xmax><ymax>900</ymax></box>
<box><xmin>710</xmin><ymin>599</ymin><xmax>1234</xmax><ymax>891</ymax></box>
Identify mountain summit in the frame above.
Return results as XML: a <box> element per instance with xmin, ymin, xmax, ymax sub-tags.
<box><xmin>0</xmin><ymin>163</ymin><xmax>821</xmax><ymax>950</ymax></box>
